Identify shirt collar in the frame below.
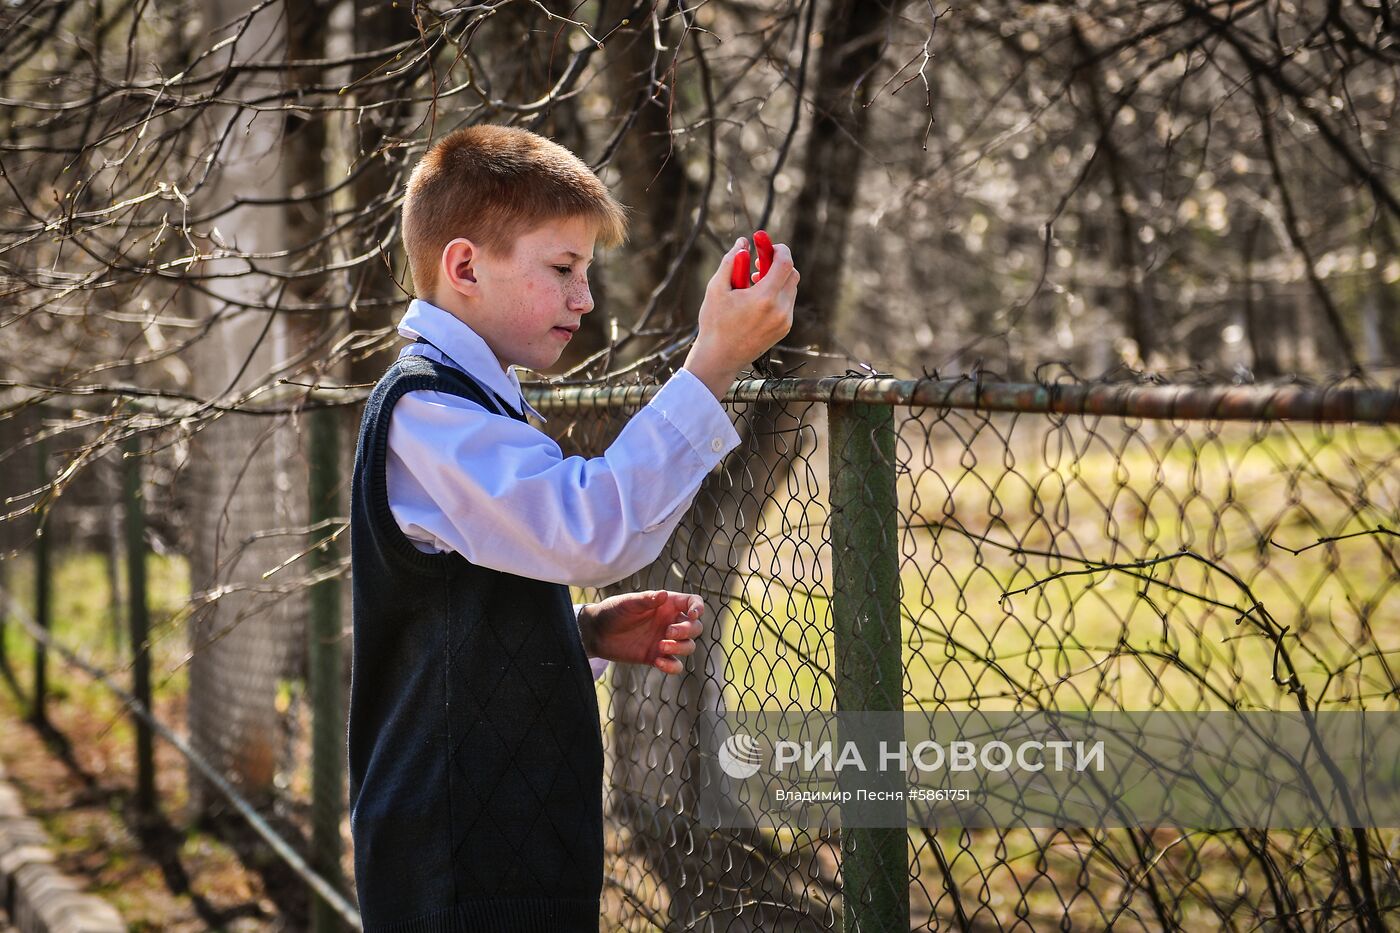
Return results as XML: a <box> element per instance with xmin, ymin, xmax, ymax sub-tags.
<box><xmin>396</xmin><ymin>298</ymin><xmax>546</xmax><ymax>421</ymax></box>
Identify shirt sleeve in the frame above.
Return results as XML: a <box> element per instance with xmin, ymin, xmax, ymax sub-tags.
<box><xmin>589</xmin><ymin>656</ymin><xmax>611</xmax><ymax>681</ymax></box>
<box><xmin>386</xmin><ymin>367</ymin><xmax>740</xmax><ymax>589</ymax></box>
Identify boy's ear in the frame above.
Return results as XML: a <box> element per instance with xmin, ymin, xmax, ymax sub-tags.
<box><xmin>440</xmin><ymin>238</ymin><xmax>479</xmax><ymax>294</ymax></box>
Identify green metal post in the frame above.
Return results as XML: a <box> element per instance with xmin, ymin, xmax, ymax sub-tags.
<box><xmin>123</xmin><ymin>436</ymin><xmax>156</xmax><ymax>814</ymax></box>
<box><xmin>308</xmin><ymin>405</ymin><xmax>345</xmax><ymax>933</ymax></box>
<box><xmin>828</xmin><ymin>401</ymin><xmax>908</xmax><ymax>933</ymax></box>
<box><xmin>32</xmin><ymin>430</ymin><xmax>50</xmax><ymax>728</ymax></box>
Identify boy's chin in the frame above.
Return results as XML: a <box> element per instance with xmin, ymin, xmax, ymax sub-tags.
<box><xmin>518</xmin><ymin>350</ymin><xmax>565</xmax><ymax>372</ymax></box>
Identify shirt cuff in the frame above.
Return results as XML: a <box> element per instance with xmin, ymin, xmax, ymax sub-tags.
<box><xmin>648</xmin><ymin>368</ymin><xmax>742</xmax><ymax>468</ymax></box>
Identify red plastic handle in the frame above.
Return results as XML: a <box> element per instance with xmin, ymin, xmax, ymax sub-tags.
<box><xmin>731</xmin><ymin>246</ymin><xmax>751</xmax><ymax>289</ymax></box>
<box><xmin>754</xmin><ymin>230</ymin><xmax>774</xmax><ymax>281</ymax></box>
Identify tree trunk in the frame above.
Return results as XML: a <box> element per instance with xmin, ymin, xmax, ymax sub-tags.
<box><xmin>283</xmin><ymin>2</ymin><xmax>349</xmax><ymax>928</ymax></box>
<box><xmin>1242</xmin><ymin>214</ymin><xmax>1281</xmax><ymax>379</ymax></box>
<box><xmin>347</xmin><ymin>0</ymin><xmax>421</xmax><ymax>388</ymax></box>
<box><xmin>597</xmin><ymin>8</ymin><xmax>708</xmax><ymax>342</ymax></box>
<box><xmin>1071</xmin><ymin>22</ymin><xmax>1156</xmax><ymax>369</ymax></box>
<box><xmin>604</xmin><ymin>2</ymin><xmax>904</xmax><ymax>928</ymax></box>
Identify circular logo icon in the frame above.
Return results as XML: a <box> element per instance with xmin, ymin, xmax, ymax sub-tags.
<box><xmin>718</xmin><ymin>733</ymin><xmax>763</xmax><ymax>779</ymax></box>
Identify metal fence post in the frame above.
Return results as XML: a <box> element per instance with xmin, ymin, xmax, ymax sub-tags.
<box><xmin>307</xmin><ymin>405</ymin><xmax>345</xmax><ymax>933</ymax></box>
<box><xmin>122</xmin><ymin>435</ymin><xmax>156</xmax><ymax>813</ymax></box>
<box><xmin>828</xmin><ymin>400</ymin><xmax>908</xmax><ymax>933</ymax></box>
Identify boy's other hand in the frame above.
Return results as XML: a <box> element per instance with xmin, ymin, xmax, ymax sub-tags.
<box><xmin>578</xmin><ymin>591</ymin><xmax>703</xmax><ymax>676</ymax></box>
<box><xmin>683</xmin><ymin>237</ymin><xmax>801</xmax><ymax>400</ymax></box>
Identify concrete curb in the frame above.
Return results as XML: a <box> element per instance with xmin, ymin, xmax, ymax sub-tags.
<box><xmin>0</xmin><ymin>764</ymin><xmax>123</xmax><ymax>933</ymax></box>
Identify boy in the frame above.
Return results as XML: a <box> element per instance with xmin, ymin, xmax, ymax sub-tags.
<box><xmin>348</xmin><ymin>124</ymin><xmax>800</xmax><ymax>932</ymax></box>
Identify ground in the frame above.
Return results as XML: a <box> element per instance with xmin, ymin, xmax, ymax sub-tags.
<box><xmin>0</xmin><ymin>664</ymin><xmax>310</xmax><ymax>931</ymax></box>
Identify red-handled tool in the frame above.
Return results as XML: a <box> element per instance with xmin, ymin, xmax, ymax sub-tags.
<box><xmin>731</xmin><ymin>230</ymin><xmax>776</xmax><ymax>289</ymax></box>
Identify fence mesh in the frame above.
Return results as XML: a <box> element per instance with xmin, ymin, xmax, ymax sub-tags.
<box><xmin>186</xmin><ymin>410</ymin><xmax>308</xmax><ymax>811</ymax></box>
<box><xmin>4</xmin><ymin>369</ymin><xmax>1400</xmax><ymax>931</ymax></box>
<box><xmin>529</xmin><ymin>373</ymin><xmax>1400</xmax><ymax>931</ymax></box>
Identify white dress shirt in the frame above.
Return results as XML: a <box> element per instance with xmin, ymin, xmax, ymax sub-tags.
<box><xmin>384</xmin><ymin>299</ymin><xmax>741</xmax><ymax>679</ymax></box>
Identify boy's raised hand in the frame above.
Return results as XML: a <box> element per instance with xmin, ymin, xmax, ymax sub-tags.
<box><xmin>578</xmin><ymin>591</ymin><xmax>704</xmax><ymax>676</ymax></box>
<box><xmin>683</xmin><ymin>236</ymin><xmax>801</xmax><ymax>400</ymax></box>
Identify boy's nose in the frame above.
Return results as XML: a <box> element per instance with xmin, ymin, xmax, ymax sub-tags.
<box><xmin>569</xmin><ymin>285</ymin><xmax>594</xmax><ymax>314</ymax></box>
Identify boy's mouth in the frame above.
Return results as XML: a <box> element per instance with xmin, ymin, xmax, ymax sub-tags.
<box><xmin>552</xmin><ymin>325</ymin><xmax>577</xmax><ymax>340</ymax></box>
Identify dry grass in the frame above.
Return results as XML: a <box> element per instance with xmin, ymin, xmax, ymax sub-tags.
<box><xmin>0</xmin><ymin>566</ymin><xmax>292</xmax><ymax>930</ymax></box>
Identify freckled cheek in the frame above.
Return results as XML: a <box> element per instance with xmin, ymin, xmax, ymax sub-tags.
<box><xmin>518</xmin><ymin>279</ymin><xmax>549</xmax><ymax>317</ymax></box>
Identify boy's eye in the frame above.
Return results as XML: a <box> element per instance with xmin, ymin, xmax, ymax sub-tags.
<box><xmin>553</xmin><ymin>266</ymin><xmax>572</xmax><ymax>275</ymax></box>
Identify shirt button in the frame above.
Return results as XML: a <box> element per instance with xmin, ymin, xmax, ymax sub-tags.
<box><xmin>710</xmin><ymin>438</ymin><xmax>724</xmax><ymax>453</ymax></box>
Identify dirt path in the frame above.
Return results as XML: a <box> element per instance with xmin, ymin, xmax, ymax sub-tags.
<box><xmin>0</xmin><ymin>667</ymin><xmax>304</xmax><ymax>931</ymax></box>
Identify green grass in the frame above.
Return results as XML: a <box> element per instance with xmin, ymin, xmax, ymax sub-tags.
<box><xmin>0</xmin><ymin>550</ymin><xmax>192</xmax><ymax>723</ymax></box>
<box><xmin>705</xmin><ymin>417</ymin><xmax>1399</xmax><ymax>925</ymax></box>
<box><xmin>722</xmin><ymin>417</ymin><xmax>1400</xmax><ymax>715</ymax></box>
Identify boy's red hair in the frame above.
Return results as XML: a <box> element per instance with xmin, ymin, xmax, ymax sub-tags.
<box><xmin>401</xmin><ymin>124</ymin><xmax>629</xmax><ymax>298</ymax></box>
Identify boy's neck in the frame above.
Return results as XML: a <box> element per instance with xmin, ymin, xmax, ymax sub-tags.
<box><xmin>424</xmin><ymin>293</ymin><xmax>512</xmax><ymax>376</ymax></box>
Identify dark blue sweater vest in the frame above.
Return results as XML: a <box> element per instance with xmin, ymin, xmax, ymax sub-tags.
<box><xmin>348</xmin><ymin>354</ymin><xmax>604</xmax><ymax>932</ymax></box>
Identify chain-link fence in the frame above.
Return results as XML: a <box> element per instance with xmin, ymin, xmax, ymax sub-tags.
<box><xmin>529</xmin><ymin>372</ymin><xmax>1400</xmax><ymax>931</ymax></box>
<box><xmin>186</xmin><ymin>411</ymin><xmax>308</xmax><ymax>812</ymax></box>
<box><xmin>3</xmin><ymin>369</ymin><xmax>1398</xmax><ymax>930</ymax></box>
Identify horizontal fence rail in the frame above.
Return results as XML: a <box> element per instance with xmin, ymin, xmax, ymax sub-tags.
<box><xmin>529</xmin><ymin>376</ymin><xmax>1400</xmax><ymax>424</ymax></box>
<box><xmin>6</xmin><ymin>375</ymin><xmax>1400</xmax><ymax>423</ymax></box>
